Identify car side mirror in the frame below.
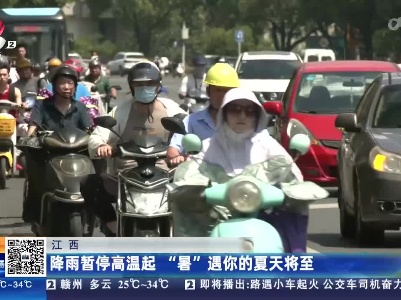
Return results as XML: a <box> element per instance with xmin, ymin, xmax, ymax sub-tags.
<box><xmin>263</xmin><ymin>101</ymin><xmax>283</xmax><ymax>116</ymax></box>
<box><xmin>335</xmin><ymin>113</ymin><xmax>360</xmax><ymax>132</ymax></box>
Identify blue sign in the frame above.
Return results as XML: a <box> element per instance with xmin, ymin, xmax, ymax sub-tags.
<box><xmin>235</xmin><ymin>30</ymin><xmax>244</xmax><ymax>43</ymax></box>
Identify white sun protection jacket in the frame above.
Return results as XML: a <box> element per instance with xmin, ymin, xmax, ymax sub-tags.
<box><xmin>195</xmin><ymin>87</ymin><xmax>303</xmax><ymax>180</ymax></box>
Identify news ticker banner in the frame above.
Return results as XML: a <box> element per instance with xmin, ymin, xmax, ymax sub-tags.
<box><xmin>1</xmin><ymin>277</ymin><xmax>401</xmax><ymax>299</ymax></box>
<box><xmin>1</xmin><ymin>237</ymin><xmax>401</xmax><ymax>278</ymax></box>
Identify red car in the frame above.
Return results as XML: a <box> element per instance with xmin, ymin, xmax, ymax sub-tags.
<box><xmin>264</xmin><ymin>60</ymin><xmax>401</xmax><ymax>186</ymax></box>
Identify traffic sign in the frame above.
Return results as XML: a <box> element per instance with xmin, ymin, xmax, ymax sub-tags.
<box><xmin>235</xmin><ymin>30</ymin><xmax>244</xmax><ymax>43</ymax></box>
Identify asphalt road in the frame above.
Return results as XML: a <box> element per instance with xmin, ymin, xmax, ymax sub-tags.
<box><xmin>1</xmin><ymin>75</ymin><xmax>401</xmax><ymax>253</ymax></box>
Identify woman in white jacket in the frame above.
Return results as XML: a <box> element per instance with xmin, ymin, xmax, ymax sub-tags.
<box><xmin>195</xmin><ymin>87</ymin><xmax>309</xmax><ymax>253</ymax></box>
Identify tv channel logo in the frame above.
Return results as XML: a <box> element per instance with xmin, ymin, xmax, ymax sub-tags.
<box><xmin>0</xmin><ymin>20</ymin><xmax>16</xmax><ymax>50</ymax></box>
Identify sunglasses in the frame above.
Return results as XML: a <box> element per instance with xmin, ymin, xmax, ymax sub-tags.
<box><xmin>225</xmin><ymin>104</ymin><xmax>258</xmax><ymax>117</ymax></box>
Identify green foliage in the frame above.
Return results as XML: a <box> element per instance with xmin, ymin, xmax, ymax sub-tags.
<box><xmin>75</xmin><ymin>35</ymin><xmax>117</xmax><ymax>58</ymax></box>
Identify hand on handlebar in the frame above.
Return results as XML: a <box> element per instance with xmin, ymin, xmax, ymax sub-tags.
<box><xmin>97</xmin><ymin>144</ymin><xmax>114</xmax><ymax>158</ymax></box>
<box><xmin>168</xmin><ymin>155</ymin><xmax>186</xmax><ymax>166</ymax></box>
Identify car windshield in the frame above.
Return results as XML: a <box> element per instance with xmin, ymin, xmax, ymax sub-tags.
<box><xmin>373</xmin><ymin>85</ymin><xmax>401</xmax><ymax>128</ymax></box>
<box><xmin>238</xmin><ymin>59</ymin><xmax>301</xmax><ymax>80</ymax></box>
<box><xmin>127</xmin><ymin>55</ymin><xmax>144</xmax><ymax>59</ymax></box>
<box><xmin>294</xmin><ymin>72</ymin><xmax>382</xmax><ymax>114</ymax></box>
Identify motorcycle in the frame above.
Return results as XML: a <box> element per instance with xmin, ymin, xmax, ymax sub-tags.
<box><xmin>90</xmin><ymin>85</ymin><xmax>122</xmax><ymax>113</ymax></box>
<box><xmin>0</xmin><ymin>100</ymin><xmax>25</xmax><ymax>188</ymax></box>
<box><xmin>17</xmin><ymin>125</ymin><xmax>95</xmax><ymax>237</ymax></box>
<box><xmin>161</xmin><ymin>117</ymin><xmax>329</xmax><ymax>252</ymax></box>
<box><xmin>92</xmin><ymin>116</ymin><xmax>175</xmax><ymax>237</ymax></box>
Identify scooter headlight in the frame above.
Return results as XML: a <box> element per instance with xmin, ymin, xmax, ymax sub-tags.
<box><xmin>52</xmin><ymin>156</ymin><xmax>89</xmax><ymax>176</ymax></box>
<box><xmin>228</xmin><ymin>181</ymin><xmax>262</xmax><ymax>213</ymax></box>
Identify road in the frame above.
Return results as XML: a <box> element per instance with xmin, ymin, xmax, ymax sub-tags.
<box><xmin>1</xmin><ymin>75</ymin><xmax>401</xmax><ymax>253</ymax></box>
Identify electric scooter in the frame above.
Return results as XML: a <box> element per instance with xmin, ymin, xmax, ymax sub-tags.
<box><xmin>161</xmin><ymin>117</ymin><xmax>329</xmax><ymax>253</ymax></box>
<box><xmin>0</xmin><ymin>100</ymin><xmax>24</xmax><ymax>189</ymax></box>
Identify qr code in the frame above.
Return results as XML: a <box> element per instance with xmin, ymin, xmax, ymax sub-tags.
<box><xmin>5</xmin><ymin>237</ymin><xmax>46</xmax><ymax>277</ymax></box>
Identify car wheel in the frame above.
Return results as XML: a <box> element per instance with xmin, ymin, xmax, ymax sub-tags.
<box><xmin>354</xmin><ymin>190</ymin><xmax>385</xmax><ymax>246</ymax></box>
<box><xmin>338</xmin><ymin>185</ymin><xmax>356</xmax><ymax>239</ymax></box>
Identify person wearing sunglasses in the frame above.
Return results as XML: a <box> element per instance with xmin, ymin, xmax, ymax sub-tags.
<box><xmin>194</xmin><ymin>87</ymin><xmax>308</xmax><ymax>253</ymax></box>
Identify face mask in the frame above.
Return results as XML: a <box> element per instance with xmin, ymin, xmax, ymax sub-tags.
<box><xmin>134</xmin><ymin>86</ymin><xmax>156</xmax><ymax>104</ymax></box>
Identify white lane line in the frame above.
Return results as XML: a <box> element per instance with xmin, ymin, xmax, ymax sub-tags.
<box><xmin>307</xmin><ymin>247</ymin><xmax>320</xmax><ymax>253</ymax></box>
<box><xmin>310</xmin><ymin>203</ymin><xmax>338</xmax><ymax>209</ymax></box>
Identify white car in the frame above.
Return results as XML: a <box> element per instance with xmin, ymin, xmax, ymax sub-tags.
<box><xmin>235</xmin><ymin>51</ymin><xmax>302</xmax><ymax>102</ymax></box>
<box><xmin>108</xmin><ymin>52</ymin><xmax>146</xmax><ymax>76</ymax></box>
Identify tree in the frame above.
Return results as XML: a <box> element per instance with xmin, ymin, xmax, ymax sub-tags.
<box><xmin>114</xmin><ymin>0</ymin><xmax>180</xmax><ymax>55</ymax></box>
<box><xmin>238</xmin><ymin>0</ymin><xmax>317</xmax><ymax>51</ymax></box>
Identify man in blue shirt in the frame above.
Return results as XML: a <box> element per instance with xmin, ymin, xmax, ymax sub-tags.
<box><xmin>167</xmin><ymin>63</ymin><xmax>240</xmax><ymax>165</ymax></box>
<box><xmin>46</xmin><ymin>81</ymin><xmax>90</xmax><ymax>100</ymax></box>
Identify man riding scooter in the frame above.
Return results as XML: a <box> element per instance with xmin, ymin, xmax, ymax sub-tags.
<box><xmin>178</xmin><ymin>55</ymin><xmax>208</xmax><ymax>109</ymax></box>
<box><xmin>84</xmin><ymin>60</ymin><xmax>117</xmax><ymax>111</ymax></box>
<box><xmin>80</xmin><ymin>61</ymin><xmax>187</xmax><ymax>236</ymax></box>
<box><xmin>23</xmin><ymin>65</ymin><xmax>92</xmax><ymax>223</ymax></box>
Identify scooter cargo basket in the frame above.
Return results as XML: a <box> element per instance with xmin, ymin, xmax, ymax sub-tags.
<box><xmin>0</xmin><ymin>118</ymin><xmax>16</xmax><ymax>138</ymax></box>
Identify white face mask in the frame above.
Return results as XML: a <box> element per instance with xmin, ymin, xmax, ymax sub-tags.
<box><xmin>223</xmin><ymin>123</ymin><xmax>254</xmax><ymax>142</ymax></box>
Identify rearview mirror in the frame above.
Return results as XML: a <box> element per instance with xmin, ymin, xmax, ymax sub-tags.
<box><xmin>343</xmin><ymin>80</ymin><xmax>364</xmax><ymax>87</ymax></box>
<box><xmin>182</xmin><ymin>134</ymin><xmax>202</xmax><ymax>154</ymax></box>
<box><xmin>93</xmin><ymin>116</ymin><xmax>117</xmax><ymax>129</ymax></box>
<box><xmin>112</xmin><ymin>85</ymin><xmax>122</xmax><ymax>91</ymax></box>
<box><xmin>161</xmin><ymin>117</ymin><xmax>187</xmax><ymax>135</ymax></box>
<box><xmin>335</xmin><ymin>113</ymin><xmax>360</xmax><ymax>132</ymax></box>
<box><xmin>289</xmin><ymin>134</ymin><xmax>311</xmax><ymax>155</ymax></box>
<box><xmin>263</xmin><ymin>101</ymin><xmax>283</xmax><ymax>115</ymax></box>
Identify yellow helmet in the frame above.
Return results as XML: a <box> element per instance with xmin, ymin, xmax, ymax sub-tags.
<box><xmin>204</xmin><ymin>63</ymin><xmax>239</xmax><ymax>88</ymax></box>
<box><xmin>48</xmin><ymin>58</ymin><xmax>62</xmax><ymax>67</ymax></box>
<box><xmin>16</xmin><ymin>59</ymin><xmax>32</xmax><ymax>69</ymax></box>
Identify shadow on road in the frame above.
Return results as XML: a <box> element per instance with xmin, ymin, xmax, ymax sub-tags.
<box><xmin>308</xmin><ymin>232</ymin><xmax>401</xmax><ymax>251</ymax></box>
<box><xmin>0</xmin><ymin>222</ymin><xmax>27</xmax><ymax>229</ymax></box>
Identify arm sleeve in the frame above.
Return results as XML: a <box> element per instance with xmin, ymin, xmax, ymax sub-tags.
<box><xmin>88</xmin><ymin>106</ymin><xmax>118</xmax><ymax>158</ymax></box>
<box><xmin>28</xmin><ymin>102</ymin><xmax>43</xmax><ymax>126</ymax></box>
<box><xmin>265</xmin><ymin>134</ymin><xmax>303</xmax><ymax>181</ymax></box>
<box><xmin>169</xmin><ymin>115</ymin><xmax>190</xmax><ymax>154</ymax></box>
<box><xmin>104</xmin><ymin>79</ymin><xmax>111</xmax><ymax>93</ymax></box>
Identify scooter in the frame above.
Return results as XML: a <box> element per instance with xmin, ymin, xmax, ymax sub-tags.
<box><xmin>162</xmin><ymin>117</ymin><xmax>329</xmax><ymax>253</ymax></box>
<box><xmin>93</xmin><ymin>116</ymin><xmax>175</xmax><ymax>237</ymax></box>
<box><xmin>90</xmin><ymin>85</ymin><xmax>121</xmax><ymax>113</ymax></box>
<box><xmin>0</xmin><ymin>100</ymin><xmax>24</xmax><ymax>189</ymax></box>
<box><xmin>17</xmin><ymin>125</ymin><xmax>95</xmax><ymax>237</ymax></box>
<box><xmin>180</xmin><ymin>90</ymin><xmax>209</xmax><ymax>114</ymax></box>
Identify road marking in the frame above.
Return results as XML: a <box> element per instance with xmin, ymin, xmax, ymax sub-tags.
<box><xmin>310</xmin><ymin>203</ymin><xmax>338</xmax><ymax>210</ymax></box>
<box><xmin>307</xmin><ymin>247</ymin><xmax>320</xmax><ymax>253</ymax></box>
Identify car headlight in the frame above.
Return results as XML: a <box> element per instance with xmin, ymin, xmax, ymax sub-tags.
<box><xmin>228</xmin><ymin>181</ymin><xmax>262</xmax><ymax>213</ymax></box>
<box><xmin>287</xmin><ymin>119</ymin><xmax>320</xmax><ymax>145</ymax></box>
<box><xmin>369</xmin><ymin>146</ymin><xmax>401</xmax><ymax>174</ymax></box>
<box><xmin>51</xmin><ymin>156</ymin><xmax>89</xmax><ymax>176</ymax></box>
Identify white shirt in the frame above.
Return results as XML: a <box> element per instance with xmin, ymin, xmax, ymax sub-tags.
<box><xmin>9</xmin><ymin>67</ymin><xmax>19</xmax><ymax>83</ymax></box>
<box><xmin>179</xmin><ymin>74</ymin><xmax>207</xmax><ymax>97</ymax></box>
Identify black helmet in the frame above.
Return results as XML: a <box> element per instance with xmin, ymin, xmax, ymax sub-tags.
<box><xmin>89</xmin><ymin>60</ymin><xmax>101</xmax><ymax>68</ymax></box>
<box><xmin>192</xmin><ymin>55</ymin><xmax>207</xmax><ymax>66</ymax></box>
<box><xmin>127</xmin><ymin>61</ymin><xmax>162</xmax><ymax>83</ymax></box>
<box><xmin>51</xmin><ymin>65</ymin><xmax>78</xmax><ymax>87</ymax></box>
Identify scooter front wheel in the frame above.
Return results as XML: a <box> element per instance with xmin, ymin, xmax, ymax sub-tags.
<box><xmin>0</xmin><ymin>157</ymin><xmax>7</xmax><ymax>189</ymax></box>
